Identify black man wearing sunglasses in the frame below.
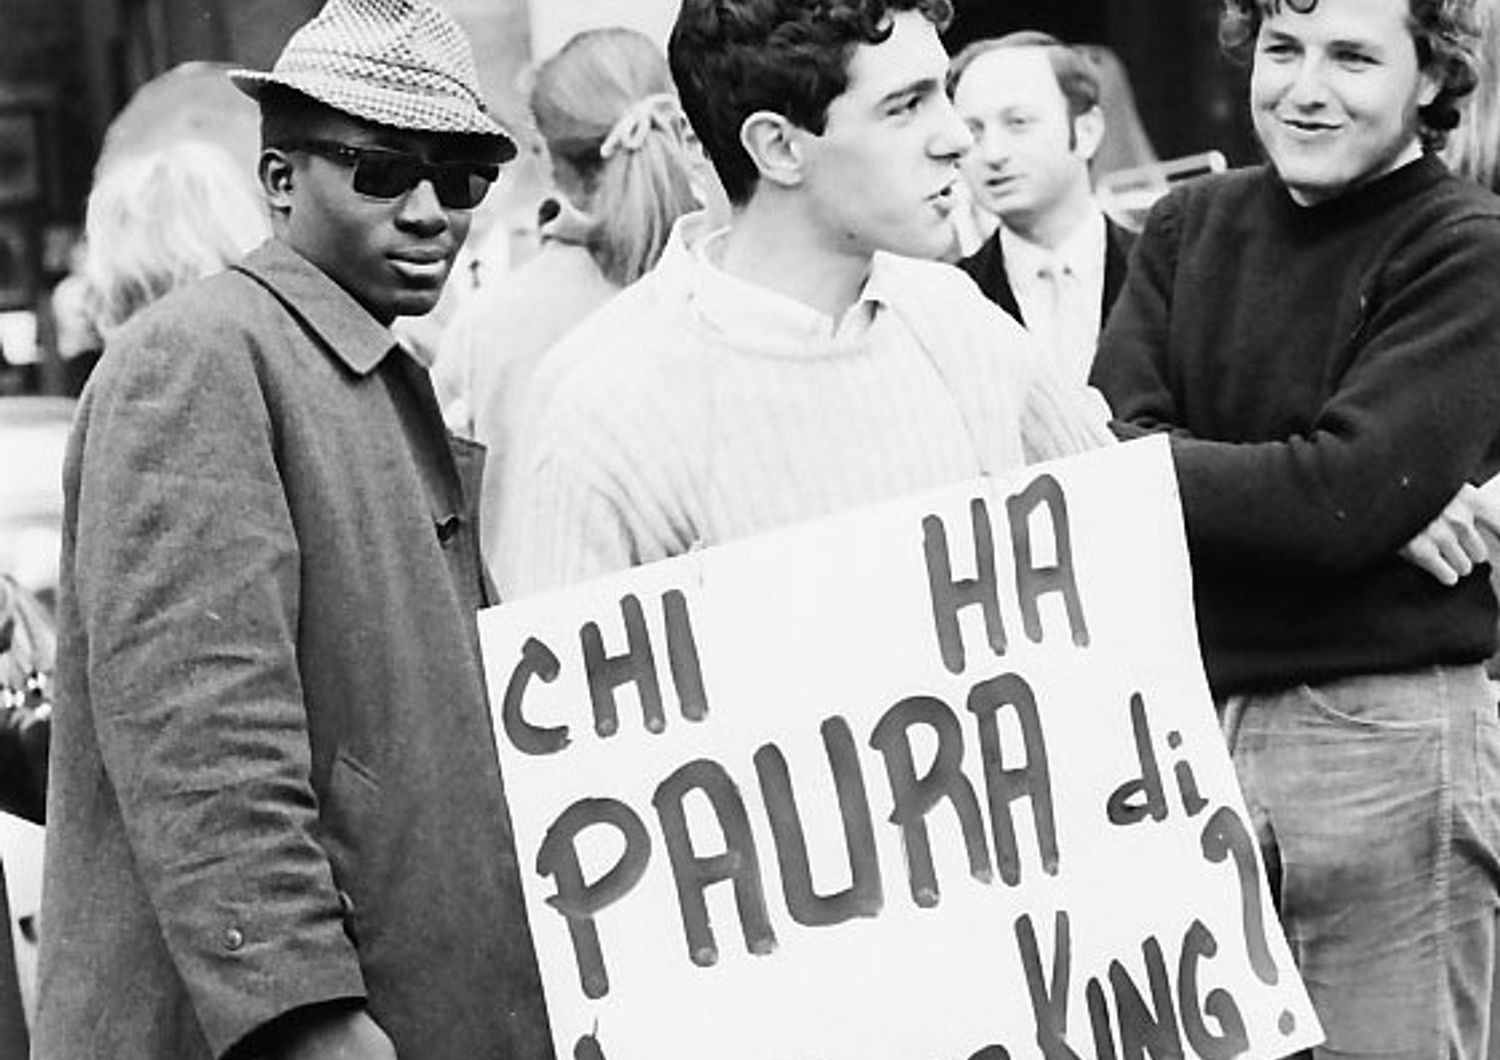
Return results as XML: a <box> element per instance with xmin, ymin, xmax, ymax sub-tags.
<box><xmin>261</xmin><ymin>121</ymin><xmax>508</xmax><ymax>325</ymax></box>
<box><xmin>37</xmin><ymin>3</ymin><xmax>552</xmax><ymax>1060</ymax></box>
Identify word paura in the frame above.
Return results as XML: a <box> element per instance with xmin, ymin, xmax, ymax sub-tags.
<box><xmin>500</xmin><ymin>475</ymin><xmax>1089</xmax><ymax>999</ymax></box>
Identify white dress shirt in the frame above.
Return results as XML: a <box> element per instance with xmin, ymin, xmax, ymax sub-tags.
<box><xmin>1000</xmin><ymin>207</ymin><xmax>1108</xmax><ymax>386</ymax></box>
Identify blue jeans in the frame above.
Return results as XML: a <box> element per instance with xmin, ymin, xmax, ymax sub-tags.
<box><xmin>1220</xmin><ymin>666</ymin><xmax>1500</xmax><ymax>1059</ymax></box>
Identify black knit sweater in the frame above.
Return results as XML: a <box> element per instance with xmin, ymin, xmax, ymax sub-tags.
<box><xmin>1092</xmin><ymin>155</ymin><xmax>1500</xmax><ymax>695</ymax></box>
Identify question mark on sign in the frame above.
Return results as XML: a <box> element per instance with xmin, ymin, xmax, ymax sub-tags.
<box><xmin>1199</xmin><ymin>804</ymin><xmax>1278</xmax><ymax>986</ymax></box>
<box><xmin>574</xmin><ymin>1020</ymin><xmax>604</xmax><ymax>1060</ymax></box>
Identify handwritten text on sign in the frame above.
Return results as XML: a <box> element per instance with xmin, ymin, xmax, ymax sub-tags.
<box><xmin>479</xmin><ymin>437</ymin><xmax>1321</xmax><ymax>1060</ymax></box>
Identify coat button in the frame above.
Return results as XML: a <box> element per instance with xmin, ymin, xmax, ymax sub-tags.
<box><xmin>435</xmin><ymin>515</ymin><xmax>461</xmax><ymax>545</ymax></box>
<box><xmin>223</xmin><ymin>926</ymin><xmax>245</xmax><ymax>951</ymax></box>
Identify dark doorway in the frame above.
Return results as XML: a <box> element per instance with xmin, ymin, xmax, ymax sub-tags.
<box><xmin>944</xmin><ymin>0</ymin><xmax>1260</xmax><ymax>167</ymax></box>
<box><xmin>947</xmin><ymin>0</ymin><xmax>1107</xmax><ymax>53</ymax></box>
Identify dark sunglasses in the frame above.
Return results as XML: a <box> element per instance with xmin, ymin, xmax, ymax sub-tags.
<box><xmin>280</xmin><ymin>139</ymin><xmax>501</xmax><ymax>209</ymax></box>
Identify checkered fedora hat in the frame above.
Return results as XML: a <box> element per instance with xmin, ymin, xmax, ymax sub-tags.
<box><xmin>230</xmin><ymin>0</ymin><xmax>515</xmax><ymax>151</ymax></box>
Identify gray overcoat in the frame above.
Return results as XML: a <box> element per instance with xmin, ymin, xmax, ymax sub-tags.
<box><xmin>34</xmin><ymin>240</ymin><xmax>553</xmax><ymax>1060</ymax></box>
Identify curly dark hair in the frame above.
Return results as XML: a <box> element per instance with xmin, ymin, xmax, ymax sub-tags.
<box><xmin>669</xmin><ymin>0</ymin><xmax>954</xmax><ymax>205</ymax></box>
<box><xmin>1219</xmin><ymin>0</ymin><xmax>1483</xmax><ymax>151</ymax></box>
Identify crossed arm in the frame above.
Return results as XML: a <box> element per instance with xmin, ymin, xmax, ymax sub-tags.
<box><xmin>1402</xmin><ymin>479</ymin><xmax>1500</xmax><ymax>587</ymax></box>
<box><xmin>1090</xmin><ymin>190</ymin><xmax>1500</xmax><ymax>591</ymax></box>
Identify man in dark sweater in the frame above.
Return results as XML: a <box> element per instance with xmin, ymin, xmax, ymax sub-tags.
<box><xmin>1090</xmin><ymin>0</ymin><xmax>1500</xmax><ymax>1055</ymax></box>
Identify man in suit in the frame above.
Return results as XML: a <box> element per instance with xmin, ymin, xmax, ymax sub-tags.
<box><xmin>949</xmin><ymin>31</ymin><xmax>1135</xmax><ymax>384</ymax></box>
<box><xmin>34</xmin><ymin>2</ymin><xmax>551</xmax><ymax>1059</ymax></box>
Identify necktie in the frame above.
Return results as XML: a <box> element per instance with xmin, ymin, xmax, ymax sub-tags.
<box><xmin>1035</xmin><ymin>259</ymin><xmax>1091</xmax><ymax>386</ymax></box>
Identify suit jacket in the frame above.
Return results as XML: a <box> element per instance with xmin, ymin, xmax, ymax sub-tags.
<box><xmin>36</xmin><ymin>240</ymin><xmax>553</xmax><ymax>1060</ymax></box>
<box><xmin>958</xmin><ymin>216</ymin><xmax>1137</xmax><ymax>330</ymax></box>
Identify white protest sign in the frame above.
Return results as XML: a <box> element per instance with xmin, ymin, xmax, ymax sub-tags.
<box><xmin>479</xmin><ymin>436</ymin><xmax>1322</xmax><ymax>1060</ymax></box>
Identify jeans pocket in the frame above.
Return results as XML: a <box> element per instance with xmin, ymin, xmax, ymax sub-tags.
<box><xmin>1462</xmin><ymin>692</ymin><xmax>1500</xmax><ymax>848</ymax></box>
<box><xmin>1296</xmin><ymin>672</ymin><xmax>1446</xmax><ymax>732</ymax></box>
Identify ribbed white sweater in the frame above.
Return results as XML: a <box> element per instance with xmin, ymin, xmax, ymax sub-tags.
<box><xmin>504</xmin><ymin>232</ymin><xmax>1113</xmax><ymax>596</ymax></box>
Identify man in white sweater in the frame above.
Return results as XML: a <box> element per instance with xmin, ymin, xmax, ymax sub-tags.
<box><xmin>503</xmin><ymin>0</ymin><xmax>1113</xmax><ymax>595</ymax></box>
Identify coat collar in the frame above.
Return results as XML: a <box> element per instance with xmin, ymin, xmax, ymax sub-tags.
<box><xmin>233</xmin><ymin>239</ymin><xmax>397</xmax><ymax>377</ymax></box>
<box><xmin>959</xmin><ymin>214</ymin><xmax>1137</xmax><ymax>325</ymax></box>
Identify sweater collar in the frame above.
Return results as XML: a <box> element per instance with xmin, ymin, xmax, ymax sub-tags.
<box><xmin>232</xmin><ymin>239</ymin><xmax>398</xmax><ymax>376</ymax></box>
<box><xmin>1268</xmin><ymin>152</ymin><xmax>1448</xmax><ymax>224</ymax></box>
<box><xmin>687</xmin><ymin>228</ymin><xmax>889</xmax><ymax>353</ymax></box>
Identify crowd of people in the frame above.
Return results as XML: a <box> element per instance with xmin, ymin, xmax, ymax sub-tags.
<box><xmin>4</xmin><ymin>0</ymin><xmax>1500</xmax><ymax>1056</ymax></box>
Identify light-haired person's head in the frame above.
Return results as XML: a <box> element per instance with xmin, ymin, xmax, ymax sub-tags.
<box><xmin>531</xmin><ymin>28</ymin><xmax>705</xmax><ymax>285</ymax></box>
<box><xmin>1220</xmin><ymin>0</ymin><xmax>1483</xmax><ymax>153</ymax></box>
<box><xmin>947</xmin><ymin>31</ymin><xmax>1105</xmax><ymax>239</ymax></box>
<box><xmin>948</xmin><ymin>31</ymin><xmax>1102</xmax><ymax>130</ymax></box>
<box><xmin>84</xmin><ymin>141</ymin><xmax>270</xmax><ymax>334</ymax></box>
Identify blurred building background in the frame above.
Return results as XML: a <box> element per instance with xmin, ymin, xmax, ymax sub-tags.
<box><xmin>0</xmin><ymin>0</ymin><xmax>1260</xmax><ymax>397</ymax></box>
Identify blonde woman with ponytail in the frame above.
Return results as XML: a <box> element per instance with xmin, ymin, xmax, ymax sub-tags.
<box><xmin>437</xmin><ymin>27</ymin><xmax>703</xmax><ymax>584</ymax></box>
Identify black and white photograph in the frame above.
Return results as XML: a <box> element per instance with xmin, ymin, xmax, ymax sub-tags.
<box><xmin>2</xmin><ymin>1</ymin><xmax>1500</xmax><ymax>1058</ymax></box>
